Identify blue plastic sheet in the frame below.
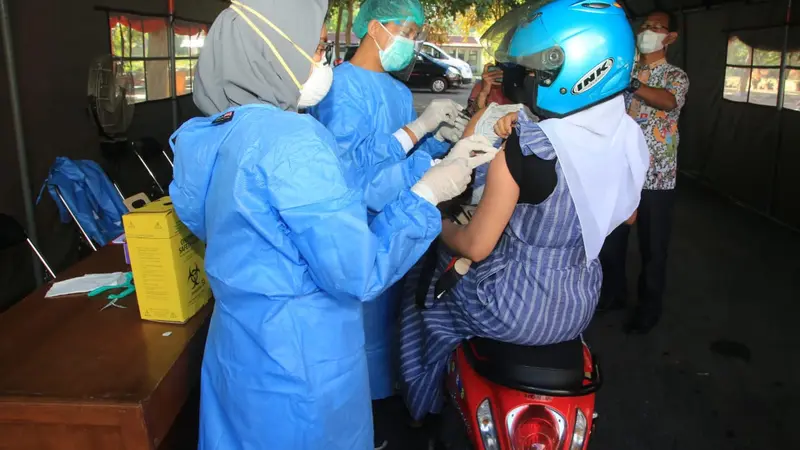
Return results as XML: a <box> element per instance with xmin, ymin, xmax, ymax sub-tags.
<box><xmin>310</xmin><ymin>61</ymin><xmax>448</xmax><ymax>399</ymax></box>
<box><xmin>169</xmin><ymin>104</ymin><xmax>441</xmax><ymax>449</ymax></box>
<box><xmin>38</xmin><ymin>157</ymin><xmax>127</xmax><ymax>246</ymax></box>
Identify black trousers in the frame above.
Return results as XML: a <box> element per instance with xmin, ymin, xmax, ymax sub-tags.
<box><xmin>600</xmin><ymin>189</ymin><xmax>677</xmax><ymax>315</ymax></box>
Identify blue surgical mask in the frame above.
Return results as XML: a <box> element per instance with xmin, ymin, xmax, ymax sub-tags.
<box><xmin>374</xmin><ymin>22</ymin><xmax>416</xmax><ymax>72</ymax></box>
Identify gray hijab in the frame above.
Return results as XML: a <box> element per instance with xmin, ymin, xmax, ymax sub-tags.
<box><xmin>193</xmin><ymin>0</ymin><xmax>328</xmax><ymax>115</ymax></box>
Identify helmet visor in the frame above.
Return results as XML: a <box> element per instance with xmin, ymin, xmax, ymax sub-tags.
<box><xmin>480</xmin><ymin>1</ymin><xmax>563</xmax><ymax>73</ymax></box>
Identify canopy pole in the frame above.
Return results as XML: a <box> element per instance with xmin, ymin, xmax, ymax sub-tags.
<box><xmin>169</xmin><ymin>0</ymin><xmax>178</xmax><ymax>131</ymax></box>
<box><xmin>769</xmin><ymin>0</ymin><xmax>792</xmax><ymax>216</ymax></box>
<box><xmin>777</xmin><ymin>0</ymin><xmax>791</xmax><ymax>111</ymax></box>
<box><xmin>0</xmin><ymin>0</ymin><xmax>44</xmax><ymax>285</ymax></box>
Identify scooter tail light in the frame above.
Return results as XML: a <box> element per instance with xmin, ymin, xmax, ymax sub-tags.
<box><xmin>477</xmin><ymin>399</ymin><xmax>500</xmax><ymax>450</ymax></box>
<box><xmin>506</xmin><ymin>405</ymin><xmax>566</xmax><ymax>450</ymax></box>
<box><xmin>569</xmin><ymin>409</ymin><xmax>588</xmax><ymax>450</ymax></box>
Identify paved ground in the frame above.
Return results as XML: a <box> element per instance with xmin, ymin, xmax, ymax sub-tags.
<box><xmin>579</xmin><ymin>179</ymin><xmax>799</xmax><ymax>450</ymax></box>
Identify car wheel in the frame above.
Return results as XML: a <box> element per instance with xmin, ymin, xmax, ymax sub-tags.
<box><xmin>431</xmin><ymin>77</ymin><xmax>448</xmax><ymax>93</ymax></box>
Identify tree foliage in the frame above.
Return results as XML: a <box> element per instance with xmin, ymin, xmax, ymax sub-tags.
<box><xmin>420</xmin><ymin>0</ymin><xmax>525</xmax><ymax>23</ymax></box>
<box><xmin>327</xmin><ymin>0</ymin><xmax>358</xmax><ymax>60</ymax></box>
<box><xmin>324</xmin><ymin>0</ymin><xmax>527</xmax><ymax>47</ymax></box>
<box><xmin>728</xmin><ymin>37</ymin><xmax>783</xmax><ymax>67</ymax></box>
<box><xmin>419</xmin><ymin>0</ymin><xmax>525</xmax><ymax>44</ymax></box>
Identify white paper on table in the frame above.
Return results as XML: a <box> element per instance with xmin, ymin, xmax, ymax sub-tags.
<box><xmin>45</xmin><ymin>272</ymin><xmax>127</xmax><ymax>298</ymax></box>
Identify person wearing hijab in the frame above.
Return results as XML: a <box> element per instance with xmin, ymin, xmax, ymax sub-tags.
<box><xmin>168</xmin><ymin>1</ymin><xmax>499</xmax><ymax>449</ymax></box>
<box><xmin>308</xmin><ymin>0</ymin><xmax>480</xmax><ymax>406</ymax></box>
<box><xmin>398</xmin><ymin>0</ymin><xmax>649</xmax><ymax>422</ymax></box>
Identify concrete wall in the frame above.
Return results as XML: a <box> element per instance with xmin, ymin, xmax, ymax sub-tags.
<box><xmin>0</xmin><ymin>0</ymin><xmax>225</xmax><ymax>310</ymax></box>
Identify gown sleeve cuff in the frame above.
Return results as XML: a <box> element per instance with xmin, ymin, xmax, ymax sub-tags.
<box><xmin>393</xmin><ymin>128</ymin><xmax>415</xmax><ymax>154</ymax></box>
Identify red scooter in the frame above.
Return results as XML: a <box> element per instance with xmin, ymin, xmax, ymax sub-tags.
<box><xmin>426</xmin><ymin>206</ymin><xmax>602</xmax><ymax>449</ymax></box>
<box><xmin>435</xmin><ymin>336</ymin><xmax>602</xmax><ymax>450</ymax></box>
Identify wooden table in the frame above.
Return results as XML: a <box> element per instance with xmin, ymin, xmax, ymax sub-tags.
<box><xmin>0</xmin><ymin>245</ymin><xmax>211</xmax><ymax>450</ymax></box>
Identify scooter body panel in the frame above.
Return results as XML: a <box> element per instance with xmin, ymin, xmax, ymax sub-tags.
<box><xmin>445</xmin><ymin>342</ymin><xmax>598</xmax><ymax>450</ymax></box>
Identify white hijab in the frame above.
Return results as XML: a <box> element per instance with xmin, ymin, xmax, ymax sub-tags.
<box><xmin>537</xmin><ymin>95</ymin><xmax>649</xmax><ymax>265</ymax></box>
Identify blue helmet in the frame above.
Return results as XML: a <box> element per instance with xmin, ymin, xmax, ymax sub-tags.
<box><xmin>482</xmin><ymin>0</ymin><xmax>634</xmax><ymax>118</ymax></box>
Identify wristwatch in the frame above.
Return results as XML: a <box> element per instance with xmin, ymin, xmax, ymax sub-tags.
<box><xmin>628</xmin><ymin>78</ymin><xmax>642</xmax><ymax>93</ymax></box>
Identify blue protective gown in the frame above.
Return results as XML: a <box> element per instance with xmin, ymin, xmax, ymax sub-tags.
<box><xmin>169</xmin><ymin>104</ymin><xmax>442</xmax><ymax>450</ymax></box>
<box><xmin>39</xmin><ymin>157</ymin><xmax>128</xmax><ymax>246</ymax></box>
<box><xmin>309</xmin><ymin>62</ymin><xmax>450</xmax><ymax>399</ymax></box>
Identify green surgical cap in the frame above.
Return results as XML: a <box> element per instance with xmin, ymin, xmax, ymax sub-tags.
<box><xmin>353</xmin><ymin>0</ymin><xmax>426</xmax><ymax>39</ymax></box>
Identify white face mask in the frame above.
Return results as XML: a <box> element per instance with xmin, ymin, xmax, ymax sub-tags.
<box><xmin>297</xmin><ymin>60</ymin><xmax>333</xmax><ymax>108</ymax></box>
<box><xmin>637</xmin><ymin>30</ymin><xmax>666</xmax><ymax>54</ymax></box>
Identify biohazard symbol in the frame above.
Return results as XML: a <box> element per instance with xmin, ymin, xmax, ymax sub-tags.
<box><xmin>188</xmin><ymin>264</ymin><xmax>201</xmax><ymax>288</ymax></box>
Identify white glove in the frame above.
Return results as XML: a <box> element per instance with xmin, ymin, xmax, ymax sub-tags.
<box><xmin>445</xmin><ymin>135</ymin><xmax>501</xmax><ymax>169</ymax></box>
<box><xmin>411</xmin><ymin>158</ymin><xmax>472</xmax><ymax>205</ymax></box>
<box><xmin>407</xmin><ymin>99</ymin><xmax>464</xmax><ymax>140</ymax></box>
<box><xmin>434</xmin><ymin>114</ymin><xmax>469</xmax><ymax>143</ymax></box>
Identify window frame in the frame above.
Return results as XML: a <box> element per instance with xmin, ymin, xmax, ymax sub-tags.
<box><xmin>723</xmin><ymin>33</ymin><xmax>800</xmax><ymax>111</ymax></box>
<box><xmin>173</xmin><ymin>21</ymin><xmax>208</xmax><ymax>98</ymax></box>
<box><xmin>785</xmin><ymin>57</ymin><xmax>800</xmax><ymax>111</ymax></box>
<box><xmin>467</xmin><ymin>50</ymin><xmax>479</xmax><ymax>67</ymax></box>
<box><xmin>106</xmin><ymin>11</ymin><xmax>209</xmax><ymax>104</ymax></box>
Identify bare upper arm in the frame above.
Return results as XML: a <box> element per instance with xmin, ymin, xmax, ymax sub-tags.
<box><xmin>459</xmin><ymin>150</ymin><xmax>519</xmax><ymax>261</ymax></box>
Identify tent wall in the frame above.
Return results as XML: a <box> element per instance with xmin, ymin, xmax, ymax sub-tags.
<box><xmin>678</xmin><ymin>1</ymin><xmax>800</xmax><ymax>228</ymax></box>
<box><xmin>0</xmin><ymin>0</ymin><xmax>225</xmax><ymax>310</ymax></box>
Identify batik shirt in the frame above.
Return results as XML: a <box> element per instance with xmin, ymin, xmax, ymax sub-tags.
<box><xmin>625</xmin><ymin>59</ymin><xmax>689</xmax><ymax>190</ymax></box>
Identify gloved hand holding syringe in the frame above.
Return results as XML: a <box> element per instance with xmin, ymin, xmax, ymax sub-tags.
<box><xmin>411</xmin><ymin>135</ymin><xmax>500</xmax><ymax>206</ymax></box>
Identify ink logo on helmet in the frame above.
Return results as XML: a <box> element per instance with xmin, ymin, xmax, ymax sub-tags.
<box><xmin>572</xmin><ymin>58</ymin><xmax>614</xmax><ymax>95</ymax></box>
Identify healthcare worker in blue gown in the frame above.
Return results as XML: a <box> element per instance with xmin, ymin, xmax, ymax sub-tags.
<box><xmin>309</xmin><ymin>0</ymin><xmax>469</xmax><ymax>405</ymax></box>
<box><xmin>167</xmin><ymin>1</ymin><xmax>499</xmax><ymax>449</ymax></box>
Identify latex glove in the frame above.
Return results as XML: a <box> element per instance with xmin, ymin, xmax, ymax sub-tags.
<box><xmin>407</xmin><ymin>99</ymin><xmax>465</xmax><ymax>140</ymax></box>
<box><xmin>411</xmin><ymin>158</ymin><xmax>472</xmax><ymax>205</ymax></box>
<box><xmin>494</xmin><ymin>111</ymin><xmax>519</xmax><ymax>139</ymax></box>
<box><xmin>445</xmin><ymin>135</ymin><xmax>501</xmax><ymax>169</ymax></box>
<box><xmin>434</xmin><ymin>114</ymin><xmax>469</xmax><ymax>143</ymax></box>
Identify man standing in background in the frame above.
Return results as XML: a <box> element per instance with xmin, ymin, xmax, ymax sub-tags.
<box><xmin>599</xmin><ymin>10</ymin><xmax>690</xmax><ymax>334</ymax></box>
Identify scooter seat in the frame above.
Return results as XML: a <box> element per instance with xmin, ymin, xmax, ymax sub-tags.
<box><xmin>465</xmin><ymin>337</ymin><xmax>586</xmax><ymax>395</ymax></box>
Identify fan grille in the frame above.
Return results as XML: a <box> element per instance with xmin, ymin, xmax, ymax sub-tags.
<box><xmin>88</xmin><ymin>55</ymin><xmax>135</xmax><ymax>137</ymax></box>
